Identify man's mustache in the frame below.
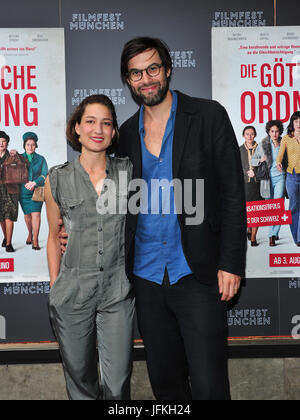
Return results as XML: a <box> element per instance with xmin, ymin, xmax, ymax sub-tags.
<box><xmin>138</xmin><ymin>82</ymin><xmax>160</xmax><ymax>90</ymax></box>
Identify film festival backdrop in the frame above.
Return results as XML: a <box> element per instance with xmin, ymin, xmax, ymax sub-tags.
<box><xmin>0</xmin><ymin>0</ymin><xmax>300</xmax><ymax>348</ymax></box>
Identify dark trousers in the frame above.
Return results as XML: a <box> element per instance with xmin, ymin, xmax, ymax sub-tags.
<box><xmin>133</xmin><ymin>271</ymin><xmax>231</xmax><ymax>400</ymax></box>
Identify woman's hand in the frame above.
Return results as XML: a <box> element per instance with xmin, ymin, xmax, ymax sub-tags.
<box><xmin>50</xmin><ymin>278</ymin><xmax>57</xmax><ymax>289</ymax></box>
<box><xmin>276</xmin><ymin>162</ymin><xmax>283</xmax><ymax>172</ymax></box>
<box><xmin>25</xmin><ymin>181</ymin><xmax>37</xmax><ymax>191</ymax></box>
<box><xmin>247</xmin><ymin>169</ymin><xmax>255</xmax><ymax>178</ymax></box>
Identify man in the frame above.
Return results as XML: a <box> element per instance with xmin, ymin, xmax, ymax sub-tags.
<box><xmin>115</xmin><ymin>37</ymin><xmax>247</xmax><ymax>400</ymax></box>
<box><xmin>60</xmin><ymin>37</ymin><xmax>246</xmax><ymax>400</ymax></box>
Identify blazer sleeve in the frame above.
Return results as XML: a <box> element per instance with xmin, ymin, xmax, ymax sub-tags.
<box><xmin>212</xmin><ymin>103</ymin><xmax>247</xmax><ymax>277</ymax></box>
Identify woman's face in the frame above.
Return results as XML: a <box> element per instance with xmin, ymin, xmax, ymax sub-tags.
<box><xmin>25</xmin><ymin>139</ymin><xmax>37</xmax><ymax>155</ymax></box>
<box><xmin>269</xmin><ymin>125</ymin><xmax>280</xmax><ymax>142</ymax></box>
<box><xmin>0</xmin><ymin>138</ymin><xmax>8</xmax><ymax>154</ymax></box>
<box><xmin>243</xmin><ymin>129</ymin><xmax>256</xmax><ymax>147</ymax></box>
<box><xmin>293</xmin><ymin>118</ymin><xmax>300</xmax><ymax>133</ymax></box>
<box><xmin>75</xmin><ymin>103</ymin><xmax>115</xmax><ymax>153</ymax></box>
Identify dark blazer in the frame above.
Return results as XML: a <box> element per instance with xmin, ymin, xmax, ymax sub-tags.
<box><xmin>116</xmin><ymin>90</ymin><xmax>247</xmax><ymax>285</ymax></box>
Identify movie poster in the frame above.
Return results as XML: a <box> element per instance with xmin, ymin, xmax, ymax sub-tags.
<box><xmin>212</xmin><ymin>26</ymin><xmax>300</xmax><ymax>278</ymax></box>
<box><xmin>0</xmin><ymin>28</ymin><xmax>66</xmax><ymax>284</ymax></box>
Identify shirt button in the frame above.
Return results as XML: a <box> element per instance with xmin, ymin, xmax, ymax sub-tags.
<box><xmin>159</xmin><ymin>158</ymin><xmax>163</xmax><ymax>163</ymax></box>
<box><xmin>98</xmin><ymin>227</ymin><xmax>103</xmax><ymax>232</ymax></box>
<box><xmin>163</xmin><ymin>241</ymin><xmax>167</xmax><ymax>245</ymax></box>
<box><xmin>100</xmin><ymin>267</ymin><xmax>104</xmax><ymax>272</ymax></box>
<box><xmin>99</xmin><ymin>250</ymin><xmax>103</xmax><ymax>255</ymax></box>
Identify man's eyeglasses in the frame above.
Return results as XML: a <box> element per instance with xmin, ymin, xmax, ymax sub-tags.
<box><xmin>127</xmin><ymin>63</ymin><xmax>163</xmax><ymax>82</ymax></box>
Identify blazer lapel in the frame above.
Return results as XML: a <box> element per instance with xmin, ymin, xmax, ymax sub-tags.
<box><xmin>172</xmin><ymin>92</ymin><xmax>193</xmax><ymax>179</ymax></box>
<box><xmin>129</xmin><ymin>112</ymin><xmax>143</xmax><ymax>179</ymax></box>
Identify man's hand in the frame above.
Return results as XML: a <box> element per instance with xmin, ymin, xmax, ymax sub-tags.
<box><xmin>58</xmin><ymin>218</ymin><xmax>68</xmax><ymax>254</ymax></box>
<box><xmin>218</xmin><ymin>270</ymin><xmax>241</xmax><ymax>301</ymax></box>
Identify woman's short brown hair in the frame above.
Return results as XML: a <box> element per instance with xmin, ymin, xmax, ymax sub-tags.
<box><xmin>287</xmin><ymin>111</ymin><xmax>300</xmax><ymax>138</ymax></box>
<box><xmin>66</xmin><ymin>95</ymin><xmax>119</xmax><ymax>154</ymax></box>
<box><xmin>0</xmin><ymin>131</ymin><xmax>10</xmax><ymax>145</ymax></box>
<box><xmin>242</xmin><ymin>125</ymin><xmax>257</xmax><ymax>137</ymax></box>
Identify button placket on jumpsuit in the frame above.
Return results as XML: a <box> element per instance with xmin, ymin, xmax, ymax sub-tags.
<box><xmin>48</xmin><ymin>156</ymin><xmax>135</xmax><ymax>400</ymax></box>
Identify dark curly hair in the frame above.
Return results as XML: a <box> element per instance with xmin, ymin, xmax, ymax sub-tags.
<box><xmin>265</xmin><ymin>120</ymin><xmax>284</xmax><ymax>136</ymax></box>
<box><xmin>66</xmin><ymin>95</ymin><xmax>119</xmax><ymax>154</ymax></box>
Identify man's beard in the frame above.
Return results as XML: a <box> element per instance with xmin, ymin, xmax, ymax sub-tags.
<box><xmin>129</xmin><ymin>76</ymin><xmax>170</xmax><ymax>107</ymax></box>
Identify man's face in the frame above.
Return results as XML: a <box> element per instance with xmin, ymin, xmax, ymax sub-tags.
<box><xmin>126</xmin><ymin>48</ymin><xmax>171</xmax><ymax>107</ymax></box>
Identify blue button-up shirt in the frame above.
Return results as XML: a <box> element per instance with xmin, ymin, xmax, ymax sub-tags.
<box><xmin>133</xmin><ymin>91</ymin><xmax>192</xmax><ymax>285</ymax></box>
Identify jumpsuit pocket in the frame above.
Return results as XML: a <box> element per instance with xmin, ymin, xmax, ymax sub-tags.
<box><xmin>75</xmin><ymin>269</ymin><xmax>99</xmax><ymax>308</ymax></box>
<box><xmin>60</xmin><ymin>197</ymin><xmax>87</xmax><ymax>232</ymax></box>
<box><xmin>49</xmin><ymin>266</ymin><xmax>78</xmax><ymax>308</ymax></box>
<box><xmin>114</xmin><ymin>214</ymin><xmax>126</xmax><ymax>261</ymax></box>
<box><xmin>49</xmin><ymin>267</ymin><xmax>98</xmax><ymax>309</ymax></box>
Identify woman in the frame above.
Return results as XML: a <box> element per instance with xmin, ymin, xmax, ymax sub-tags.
<box><xmin>240</xmin><ymin>126</ymin><xmax>262</xmax><ymax>246</ymax></box>
<box><xmin>0</xmin><ymin>131</ymin><xmax>19</xmax><ymax>253</ymax></box>
<box><xmin>277</xmin><ymin>111</ymin><xmax>300</xmax><ymax>247</ymax></box>
<box><xmin>251</xmin><ymin>120</ymin><xmax>287</xmax><ymax>246</ymax></box>
<box><xmin>45</xmin><ymin>95</ymin><xmax>134</xmax><ymax>400</ymax></box>
<box><xmin>19</xmin><ymin>132</ymin><xmax>48</xmax><ymax>250</ymax></box>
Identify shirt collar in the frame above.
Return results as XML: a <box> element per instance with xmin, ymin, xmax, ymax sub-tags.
<box><xmin>75</xmin><ymin>154</ymin><xmax>112</xmax><ymax>177</ymax></box>
<box><xmin>26</xmin><ymin>152</ymin><xmax>35</xmax><ymax>162</ymax></box>
<box><xmin>139</xmin><ymin>90</ymin><xmax>177</xmax><ymax>136</ymax></box>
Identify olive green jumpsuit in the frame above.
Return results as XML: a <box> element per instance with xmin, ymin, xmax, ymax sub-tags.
<box><xmin>48</xmin><ymin>156</ymin><xmax>135</xmax><ymax>400</ymax></box>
